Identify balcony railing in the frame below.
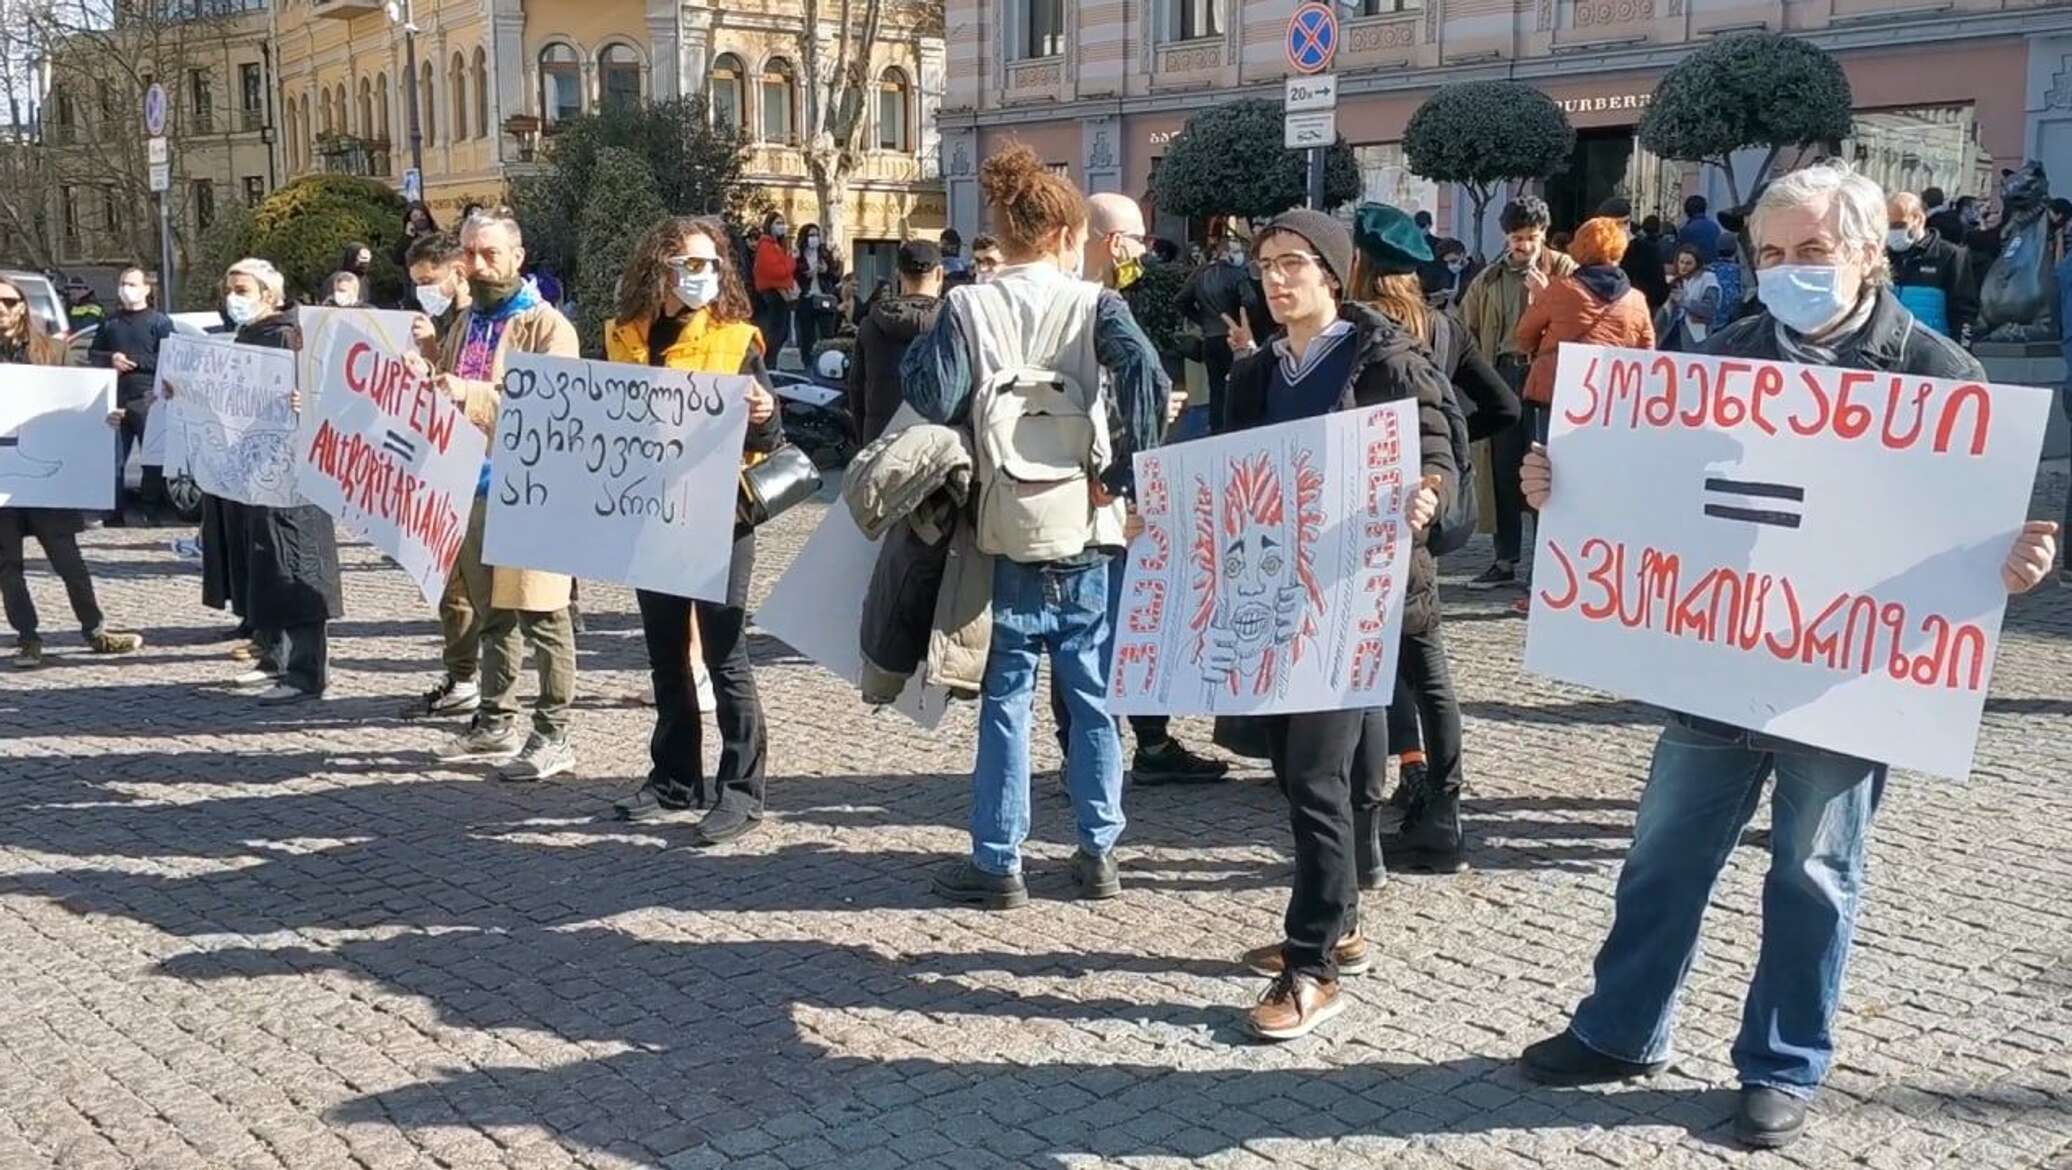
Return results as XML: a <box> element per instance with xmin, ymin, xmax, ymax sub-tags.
<box><xmin>312</xmin><ymin>0</ymin><xmax>384</xmax><ymax>18</ymax></box>
<box><xmin>191</xmin><ymin>106</ymin><xmax>214</xmax><ymax>133</ymax></box>
<box><xmin>317</xmin><ymin>134</ymin><xmax>392</xmax><ymax>178</ymax></box>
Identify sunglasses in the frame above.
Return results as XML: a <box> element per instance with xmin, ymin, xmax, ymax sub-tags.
<box><xmin>668</xmin><ymin>256</ymin><xmax>718</xmax><ymax>275</ymax></box>
<box><xmin>0</xmin><ymin>297</ymin><xmax>22</xmax><ymax>308</ymax></box>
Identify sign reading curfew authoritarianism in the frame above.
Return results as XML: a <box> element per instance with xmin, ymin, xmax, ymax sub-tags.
<box><xmin>295</xmin><ymin>318</ymin><xmax>486</xmax><ymax>605</ymax></box>
<box><xmin>1107</xmin><ymin>399</ymin><xmax>1419</xmax><ymax>717</ymax></box>
<box><xmin>0</xmin><ymin>366</ymin><xmax>117</xmax><ymax>510</ymax></box>
<box><xmin>483</xmin><ymin>352</ymin><xmax>752</xmax><ymax>602</ymax></box>
<box><xmin>1524</xmin><ymin>344</ymin><xmax>2054</xmax><ymax>780</ymax></box>
<box><xmin>155</xmin><ymin>334</ymin><xmax>302</xmax><ymax>507</ymax></box>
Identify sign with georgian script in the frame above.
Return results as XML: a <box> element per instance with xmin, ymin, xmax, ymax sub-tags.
<box><xmin>1523</xmin><ymin>344</ymin><xmax>2054</xmax><ymax>780</ymax></box>
<box><xmin>296</xmin><ymin>317</ymin><xmax>487</xmax><ymax>605</ymax></box>
<box><xmin>1105</xmin><ymin>400</ymin><xmax>1419</xmax><ymax>717</ymax></box>
<box><xmin>483</xmin><ymin>352</ymin><xmax>752</xmax><ymax>602</ymax></box>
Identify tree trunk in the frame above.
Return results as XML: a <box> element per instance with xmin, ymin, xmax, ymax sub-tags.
<box><xmin>1466</xmin><ymin>184</ymin><xmax>1495</xmax><ymax>261</ymax></box>
<box><xmin>807</xmin><ymin>151</ymin><xmax>850</xmax><ymax>259</ymax></box>
<box><xmin>1715</xmin><ymin>158</ymin><xmax>1745</xmax><ymax>213</ymax></box>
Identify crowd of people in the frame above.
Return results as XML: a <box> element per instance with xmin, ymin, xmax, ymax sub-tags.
<box><xmin>0</xmin><ymin>151</ymin><xmax>2065</xmax><ymax>1154</ymax></box>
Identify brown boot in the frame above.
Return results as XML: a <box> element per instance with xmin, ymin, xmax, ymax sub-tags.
<box><xmin>1247</xmin><ymin>971</ymin><xmax>1344</xmax><ymax>1041</ymax></box>
<box><xmin>88</xmin><ymin>630</ymin><xmax>143</xmax><ymax>654</ymax></box>
<box><xmin>1239</xmin><ymin>932</ymin><xmax>1372</xmax><ymax>978</ymax></box>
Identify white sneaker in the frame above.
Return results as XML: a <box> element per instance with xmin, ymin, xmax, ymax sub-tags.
<box><xmin>256</xmin><ymin>684</ymin><xmax>320</xmax><ymax>705</ymax></box>
<box><xmin>233</xmin><ymin>668</ymin><xmax>278</xmax><ymax>689</ymax></box>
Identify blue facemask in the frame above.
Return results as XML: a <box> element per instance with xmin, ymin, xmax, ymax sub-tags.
<box><xmin>1757</xmin><ymin>264</ymin><xmax>1851</xmax><ymax>335</ymax></box>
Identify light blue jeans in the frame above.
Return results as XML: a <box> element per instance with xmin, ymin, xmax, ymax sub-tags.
<box><xmin>1568</xmin><ymin>716</ymin><xmax>1887</xmax><ymax>1097</ymax></box>
<box><xmin>970</xmin><ymin>555</ymin><xmax>1125</xmax><ymax>876</ymax></box>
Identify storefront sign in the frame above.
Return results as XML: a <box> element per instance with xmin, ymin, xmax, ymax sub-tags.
<box><xmin>1557</xmin><ymin>92</ymin><xmax>1653</xmax><ymax>115</ymax></box>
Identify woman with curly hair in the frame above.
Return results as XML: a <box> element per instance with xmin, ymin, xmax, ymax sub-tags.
<box><xmin>605</xmin><ymin>216</ymin><xmax>784</xmax><ymax>846</ymax></box>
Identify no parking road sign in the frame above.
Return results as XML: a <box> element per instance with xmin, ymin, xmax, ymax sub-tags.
<box><xmin>1286</xmin><ymin>3</ymin><xmax>1338</xmax><ymax>76</ymax></box>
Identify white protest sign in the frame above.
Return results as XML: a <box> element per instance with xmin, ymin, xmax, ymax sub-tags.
<box><xmin>294</xmin><ymin>317</ymin><xmax>487</xmax><ymax>605</ymax></box>
<box><xmin>0</xmin><ymin>366</ymin><xmax>117</xmax><ymax>510</ymax></box>
<box><xmin>140</xmin><ymin>393</ymin><xmax>170</xmax><ymax>468</ymax></box>
<box><xmin>295</xmin><ymin>306</ymin><xmax>421</xmax><ymax>450</ymax></box>
<box><xmin>1523</xmin><ymin>344</ymin><xmax>2054</xmax><ymax>780</ymax></box>
<box><xmin>154</xmin><ymin>334</ymin><xmax>301</xmax><ymax>507</ymax></box>
<box><xmin>483</xmin><ymin>352</ymin><xmax>752</xmax><ymax>602</ymax></box>
<box><xmin>1107</xmin><ymin>399</ymin><xmax>1419</xmax><ymax>717</ymax></box>
<box><xmin>756</xmin><ymin>503</ymin><xmax>950</xmax><ymax>729</ymax></box>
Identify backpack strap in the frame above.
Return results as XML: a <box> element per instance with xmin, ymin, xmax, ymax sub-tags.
<box><xmin>1024</xmin><ymin>281</ymin><xmax>1099</xmax><ymax>371</ymax></box>
<box><xmin>962</xmin><ymin>283</ymin><xmax>1025</xmax><ymax>372</ymax></box>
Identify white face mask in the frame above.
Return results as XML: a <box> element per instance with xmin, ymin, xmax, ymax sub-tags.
<box><xmin>1445</xmin><ymin>258</ymin><xmax>1467</xmax><ymax>274</ymax></box>
<box><xmin>1887</xmin><ymin>227</ymin><xmax>1918</xmax><ymax>253</ymax></box>
<box><xmin>414</xmin><ymin>282</ymin><xmax>453</xmax><ymax>317</ymax></box>
<box><xmin>117</xmin><ymin>286</ymin><xmax>149</xmax><ymax>310</ymax></box>
<box><xmin>672</xmin><ymin>264</ymin><xmax>720</xmax><ymax>309</ymax></box>
<box><xmin>1758</xmin><ymin>264</ymin><xmax>1852</xmax><ymax>335</ymax></box>
<box><xmin>224</xmin><ymin>293</ymin><xmax>263</xmax><ymax>326</ymax></box>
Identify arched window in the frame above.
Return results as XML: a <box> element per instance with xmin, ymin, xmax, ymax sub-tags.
<box><xmin>599</xmin><ymin>43</ymin><xmax>640</xmax><ymax>111</ymax></box>
<box><xmin>539</xmin><ymin>43</ymin><xmax>581</xmax><ymax>124</ymax></box>
<box><xmin>334</xmin><ymin>85</ymin><xmax>347</xmax><ymax>136</ymax></box>
<box><xmin>760</xmin><ymin>57</ymin><xmax>794</xmax><ymax>145</ymax></box>
<box><xmin>376</xmin><ymin>72</ymin><xmax>390</xmax><ymax>143</ymax></box>
<box><xmin>473</xmin><ymin>48</ymin><xmax>489</xmax><ymax>139</ymax></box>
<box><xmin>876</xmin><ymin>67</ymin><xmax>910</xmax><ymax>152</ymax></box>
<box><xmin>298</xmin><ymin>97</ymin><xmax>311</xmax><ymax>168</ymax></box>
<box><xmin>709</xmin><ymin>53</ymin><xmax>744</xmax><ymax>133</ymax></box>
<box><xmin>357</xmin><ymin>79</ymin><xmax>372</xmax><ymax>140</ymax></box>
<box><xmin>420</xmin><ymin>62</ymin><xmax>436</xmax><ymax>146</ymax></box>
<box><xmin>450</xmin><ymin>52</ymin><xmax>467</xmax><ymax>141</ymax></box>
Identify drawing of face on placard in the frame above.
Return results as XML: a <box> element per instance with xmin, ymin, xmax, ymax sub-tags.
<box><xmin>1191</xmin><ymin>449</ymin><xmax>1325</xmax><ymax>696</ymax></box>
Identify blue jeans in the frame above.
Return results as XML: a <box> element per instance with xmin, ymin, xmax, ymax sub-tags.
<box><xmin>971</xmin><ymin>555</ymin><xmax>1125</xmax><ymax>875</ymax></box>
<box><xmin>1568</xmin><ymin>717</ymin><xmax>1886</xmax><ymax>1097</ymax></box>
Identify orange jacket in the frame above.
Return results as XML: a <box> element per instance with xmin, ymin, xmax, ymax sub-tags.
<box><xmin>753</xmin><ymin>236</ymin><xmax>797</xmax><ymax>295</ymax></box>
<box><xmin>1515</xmin><ymin>268</ymin><xmax>1656</xmax><ymax>405</ymax></box>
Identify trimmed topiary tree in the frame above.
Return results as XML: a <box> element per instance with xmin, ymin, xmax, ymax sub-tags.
<box><xmin>572</xmin><ymin>147</ymin><xmax>669</xmax><ymax>356</ymax></box>
<box><xmin>1148</xmin><ymin>99</ymin><xmax>1361</xmax><ymax>224</ymax></box>
<box><xmin>1639</xmin><ymin>32</ymin><xmax>1853</xmax><ymax>207</ymax></box>
<box><xmin>247</xmin><ymin>175</ymin><xmax>409</xmax><ymax>304</ymax></box>
<box><xmin>1404</xmin><ymin>81</ymin><xmax>1575</xmax><ymax>258</ymax></box>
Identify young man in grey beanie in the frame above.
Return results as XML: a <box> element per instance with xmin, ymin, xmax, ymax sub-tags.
<box><xmin>1214</xmin><ymin>208</ymin><xmax>1459</xmax><ymax>1040</ymax></box>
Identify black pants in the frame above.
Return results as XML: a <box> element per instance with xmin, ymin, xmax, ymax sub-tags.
<box><xmin>794</xmin><ymin>303</ymin><xmax>828</xmax><ymax>367</ymax></box>
<box><xmin>1204</xmin><ymin>335</ymin><xmax>1236</xmax><ymax>432</ymax></box>
<box><xmin>756</xmin><ymin>293</ymin><xmax>793</xmax><ymax>364</ymax></box>
<box><xmin>1380</xmin><ymin>625</ymin><xmax>1464</xmax><ymax>792</ymax></box>
<box><xmin>0</xmin><ymin>508</ymin><xmax>104</xmax><ymax>641</ymax></box>
<box><xmin>114</xmin><ymin>397</ymin><xmax>164</xmax><ymax>514</ymax></box>
<box><xmin>1490</xmin><ymin>364</ymin><xmax>1538</xmax><ymax>564</ymax></box>
<box><xmin>635</xmin><ymin>527</ymin><xmax>766</xmax><ymax>811</ymax></box>
<box><xmin>1267</xmin><ymin>708</ymin><xmax>1372</xmax><ymax>981</ymax></box>
<box><xmin>259</xmin><ymin>622</ymin><xmax>329</xmax><ymax>694</ymax></box>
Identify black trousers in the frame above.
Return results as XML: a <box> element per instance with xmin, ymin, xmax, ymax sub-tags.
<box><xmin>756</xmin><ymin>293</ymin><xmax>794</xmax><ymax>363</ymax></box>
<box><xmin>259</xmin><ymin>622</ymin><xmax>329</xmax><ymax>694</ymax></box>
<box><xmin>1490</xmin><ymin>361</ymin><xmax>1537</xmax><ymax>564</ymax></box>
<box><xmin>1267</xmin><ymin>708</ymin><xmax>1372</xmax><ymax>981</ymax></box>
<box><xmin>0</xmin><ymin>509</ymin><xmax>104</xmax><ymax>640</ymax></box>
<box><xmin>1203</xmin><ymin>335</ymin><xmax>1236</xmax><ymax>432</ymax></box>
<box><xmin>635</xmin><ymin>527</ymin><xmax>766</xmax><ymax>811</ymax></box>
<box><xmin>1380</xmin><ymin>625</ymin><xmax>1464</xmax><ymax>792</ymax></box>
<box><xmin>114</xmin><ymin>397</ymin><xmax>164</xmax><ymax>513</ymax></box>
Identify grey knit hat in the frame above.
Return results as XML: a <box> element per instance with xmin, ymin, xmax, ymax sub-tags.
<box><xmin>1260</xmin><ymin>208</ymin><xmax>1356</xmax><ymax>292</ymax></box>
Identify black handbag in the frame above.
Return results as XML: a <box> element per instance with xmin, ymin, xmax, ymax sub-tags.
<box><xmin>737</xmin><ymin>442</ymin><xmax>822</xmax><ymax>526</ymax></box>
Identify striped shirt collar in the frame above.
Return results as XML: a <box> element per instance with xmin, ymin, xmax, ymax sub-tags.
<box><xmin>1273</xmin><ymin>318</ymin><xmax>1356</xmax><ymax>385</ymax></box>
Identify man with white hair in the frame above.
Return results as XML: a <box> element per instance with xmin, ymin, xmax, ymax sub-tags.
<box><xmin>1516</xmin><ymin>163</ymin><xmax>2061</xmax><ymax>1149</ymax></box>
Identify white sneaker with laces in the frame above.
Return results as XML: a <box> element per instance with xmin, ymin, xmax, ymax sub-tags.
<box><xmin>233</xmin><ymin>668</ymin><xmax>278</xmax><ymax>689</ymax></box>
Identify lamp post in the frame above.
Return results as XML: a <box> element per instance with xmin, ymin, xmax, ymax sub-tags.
<box><xmin>385</xmin><ymin>0</ymin><xmax>423</xmax><ymax>184</ymax></box>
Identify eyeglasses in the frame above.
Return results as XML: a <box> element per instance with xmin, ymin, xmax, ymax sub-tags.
<box><xmin>1252</xmin><ymin>252</ymin><xmax>1324</xmax><ymax>281</ymax></box>
<box><xmin>0</xmin><ymin>297</ymin><xmax>22</xmax><ymax>308</ymax></box>
<box><xmin>1109</xmin><ymin>231</ymin><xmax>1146</xmax><ymax>246</ymax></box>
<box><xmin>668</xmin><ymin>256</ymin><xmax>717</xmax><ymax>275</ymax></box>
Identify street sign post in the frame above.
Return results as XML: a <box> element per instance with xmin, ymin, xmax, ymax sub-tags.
<box><xmin>1284</xmin><ymin>3</ymin><xmax>1338</xmax><ymax>75</ymax></box>
<box><xmin>401</xmin><ymin>168</ymin><xmax>423</xmax><ymax>203</ymax></box>
<box><xmin>142</xmin><ymin>86</ymin><xmax>176</xmax><ymax>309</ymax></box>
<box><xmin>142</xmin><ymin>83</ymin><xmax>167</xmax><ymax>137</ymax></box>
<box><xmin>1284</xmin><ymin>73</ymin><xmax>1338</xmax><ymax>114</ymax></box>
<box><xmin>1284</xmin><ymin>8</ymin><xmax>1339</xmax><ymax>210</ymax></box>
<box><xmin>1284</xmin><ymin>110</ymin><xmax>1336</xmax><ymax>150</ymax></box>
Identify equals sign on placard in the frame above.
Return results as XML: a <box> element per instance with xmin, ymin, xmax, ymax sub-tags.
<box><xmin>382</xmin><ymin>429</ymin><xmax>420</xmax><ymax>463</ymax></box>
<box><xmin>1702</xmin><ymin>476</ymin><xmax>1805</xmax><ymax>529</ymax></box>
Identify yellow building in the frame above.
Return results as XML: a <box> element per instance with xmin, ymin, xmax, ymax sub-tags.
<box><xmin>269</xmin><ymin>0</ymin><xmax>945</xmax><ymax>277</ymax></box>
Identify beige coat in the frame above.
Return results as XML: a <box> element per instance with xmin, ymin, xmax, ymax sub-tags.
<box><xmin>437</xmin><ymin>300</ymin><xmax>579</xmax><ymax>611</ymax></box>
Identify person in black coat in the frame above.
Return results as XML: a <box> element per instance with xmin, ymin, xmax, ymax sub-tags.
<box><xmin>89</xmin><ymin>265</ymin><xmax>175</xmax><ymax>522</ymax></box>
<box><xmin>1213</xmin><ymin>210</ymin><xmax>1455</xmax><ymax>1044</ymax></box>
<box><xmin>1176</xmin><ymin>235</ymin><xmax>1268</xmax><ymax>430</ymax></box>
<box><xmin>848</xmin><ymin>240</ymin><xmax>942</xmax><ymax>445</ymax></box>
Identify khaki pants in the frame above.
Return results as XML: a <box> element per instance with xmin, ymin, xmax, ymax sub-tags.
<box><xmin>439</xmin><ymin>497</ymin><xmax>492</xmax><ymax>683</ymax></box>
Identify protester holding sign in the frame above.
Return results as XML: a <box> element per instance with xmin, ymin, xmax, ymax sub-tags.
<box><xmin>1516</xmin><ymin>163</ymin><xmax>2062</xmax><ymax>1151</ymax></box>
<box><xmin>406</xmin><ymin>232</ymin><xmax>470</xmax><ymax>360</ymax></box>
<box><xmin>601</xmin><ymin>215</ymin><xmax>783</xmax><ymax>843</ymax></box>
<box><xmin>427</xmin><ymin>210</ymin><xmax>582</xmax><ymax>783</ymax></box>
<box><xmin>0</xmin><ymin>277</ymin><xmax>143</xmax><ymax>669</ymax></box>
<box><xmin>1215</xmin><ymin>210</ymin><xmax>1452</xmax><ymax>1042</ymax></box>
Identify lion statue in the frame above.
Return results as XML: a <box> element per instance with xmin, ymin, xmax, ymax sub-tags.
<box><xmin>1976</xmin><ymin>161</ymin><xmax>2058</xmax><ymax>344</ymax></box>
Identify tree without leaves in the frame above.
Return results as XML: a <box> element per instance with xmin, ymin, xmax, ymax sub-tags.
<box><xmin>1639</xmin><ymin>32</ymin><xmax>1853</xmax><ymax>208</ymax></box>
<box><xmin>1148</xmin><ymin>99</ymin><xmax>1361</xmax><ymax>225</ymax></box>
<box><xmin>795</xmin><ymin>0</ymin><xmax>934</xmax><ymax>254</ymax></box>
<box><xmin>1403</xmin><ymin>81</ymin><xmax>1575</xmax><ymax>257</ymax></box>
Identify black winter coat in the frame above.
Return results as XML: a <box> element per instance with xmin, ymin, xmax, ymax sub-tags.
<box><xmin>849</xmin><ymin>293</ymin><xmax>940</xmax><ymax>445</ymax></box>
<box><xmin>89</xmin><ymin>308</ymin><xmax>174</xmax><ymax>405</ymax></box>
<box><xmin>1703</xmin><ymin>286</ymin><xmax>1986</xmax><ymax>381</ymax></box>
<box><xmin>237</xmin><ymin>310</ymin><xmax>344</xmax><ymax>629</ymax></box>
<box><xmin>1219</xmin><ymin>302</ymin><xmax>1459</xmax><ymax>635</ymax></box>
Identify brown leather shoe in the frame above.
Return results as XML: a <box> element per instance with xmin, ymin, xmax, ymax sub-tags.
<box><xmin>1247</xmin><ymin>971</ymin><xmax>1345</xmax><ymax>1041</ymax></box>
<box><xmin>1239</xmin><ymin>932</ymin><xmax>1373</xmax><ymax>978</ymax></box>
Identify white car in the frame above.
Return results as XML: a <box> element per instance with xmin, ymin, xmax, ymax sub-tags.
<box><xmin>0</xmin><ymin>269</ymin><xmax>69</xmax><ymax>335</ymax></box>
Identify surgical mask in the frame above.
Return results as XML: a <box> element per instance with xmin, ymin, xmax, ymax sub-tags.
<box><xmin>117</xmin><ymin>286</ymin><xmax>148</xmax><ymax>310</ymax></box>
<box><xmin>1226</xmin><ymin>246</ymin><xmax>1246</xmax><ymax>266</ymax></box>
<box><xmin>1758</xmin><ymin>264</ymin><xmax>1852</xmax><ymax>335</ymax></box>
<box><xmin>1113</xmin><ymin>257</ymin><xmax>1143</xmax><ymax>291</ymax></box>
<box><xmin>672</xmin><ymin>264</ymin><xmax>719</xmax><ymax>309</ymax></box>
<box><xmin>1445</xmin><ymin>258</ymin><xmax>1467</xmax><ymax>274</ymax></box>
<box><xmin>413</xmin><ymin>282</ymin><xmax>451</xmax><ymax>317</ymax></box>
<box><xmin>1887</xmin><ymin>228</ymin><xmax>1917</xmax><ymax>252</ymax></box>
<box><xmin>771</xmin><ymin>223</ymin><xmax>788</xmax><ymax>239</ymax></box>
<box><xmin>224</xmin><ymin>293</ymin><xmax>263</xmax><ymax>326</ymax></box>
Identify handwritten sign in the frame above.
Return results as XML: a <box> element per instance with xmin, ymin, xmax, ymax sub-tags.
<box><xmin>0</xmin><ymin>366</ymin><xmax>117</xmax><ymax>510</ymax></box>
<box><xmin>1523</xmin><ymin>344</ymin><xmax>2055</xmax><ymax>780</ymax></box>
<box><xmin>294</xmin><ymin>318</ymin><xmax>486</xmax><ymax>605</ymax></box>
<box><xmin>483</xmin><ymin>352</ymin><xmax>752</xmax><ymax>602</ymax></box>
<box><xmin>155</xmin><ymin>335</ymin><xmax>301</xmax><ymax>507</ymax></box>
<box><xmin>1106</xmin><ymin>400</ymin><xmax>1418</xmax><ymax>717</ymax></box>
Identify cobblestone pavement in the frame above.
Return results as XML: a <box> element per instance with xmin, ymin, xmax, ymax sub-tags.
<box><xmin>2</xmin><ymin>466</ymin><xmax>2069</xmax><ymax>1170</ymax></box>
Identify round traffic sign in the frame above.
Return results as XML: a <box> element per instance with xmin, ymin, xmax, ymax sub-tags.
<box><xmin>142</xmin><ymin>83</ymin><xmax>167</xmax><ymax>136</ymax></box>
<box><xmin>1286</xmin><ymin>3</ymin><xmax>1338</xmax><ymax>76</ymax></box>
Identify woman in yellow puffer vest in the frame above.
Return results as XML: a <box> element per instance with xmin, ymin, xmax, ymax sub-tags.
<box><xmin>604</xmin><ymin>215</ymin><xmax>783</xmax><ymax>844</ymax></box>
